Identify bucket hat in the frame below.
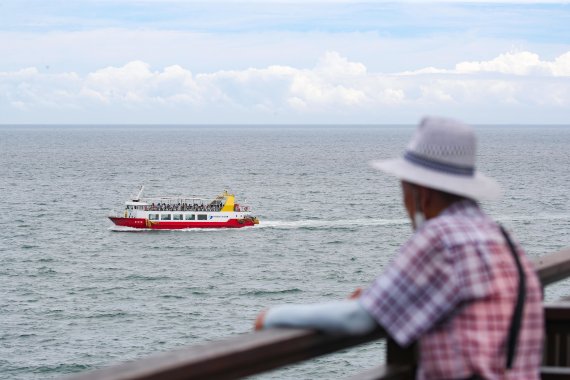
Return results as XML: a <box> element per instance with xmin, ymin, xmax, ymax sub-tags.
<box><xmin>371</xmin><ymin>116</ymin><xmax>501</xmax><ymax>200</ymax></box>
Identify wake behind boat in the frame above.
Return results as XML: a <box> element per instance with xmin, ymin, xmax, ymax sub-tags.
<box><xmin>109</xmin><ymin>187</ymin><xmax>259</xmax><ymax>229</ymax></box>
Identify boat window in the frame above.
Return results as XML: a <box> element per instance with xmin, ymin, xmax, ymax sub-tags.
<box><xmin>173</xmin><ymin>214</ymin><xmax>183</xmax><ymax>221</ymax></box>
<box><xmin>161</xmin><ymin>214</ymin><xmax>172</xmax><ymax>220</ymax></box>
<box><xmin>149</xmin><ymin>214</ymin><xmax>159</xmax><ymax>220</ymax></box>
<box><xmin>197</xmin><ymin>214</ymin><xmax>207</xmax><ymax>221</ymax></box>
<box><xmin>185</xmin><ymin>214</ymin><xmax>195</xmax><ymax>220</ymax></box>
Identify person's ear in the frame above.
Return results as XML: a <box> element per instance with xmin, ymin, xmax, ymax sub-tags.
<box><xmin>418</xmin><ymin>185</ymin><xmax>430</xmax><ymax>212</ymax></box>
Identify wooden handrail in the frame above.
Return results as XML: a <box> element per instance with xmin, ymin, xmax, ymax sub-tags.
<box><xmin>64</xmin><ymin>247</ymin><xmax>570</xmax><ymax>380</ymax></box>
<box><xmin>534</xmin><ymin>247</ymin><xmax>570</xmax><ymax>286</ymax></box>
<box><xmin>65</xmin><ymin>328</ymin><xmax>388</xmax><ymax>380</ymax></box>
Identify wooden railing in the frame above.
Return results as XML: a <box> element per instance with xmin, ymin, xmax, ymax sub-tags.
<box><xmin>66</xmin><ymin>247</ymin><xmax>570</xmax><ymax>380</ymax></box>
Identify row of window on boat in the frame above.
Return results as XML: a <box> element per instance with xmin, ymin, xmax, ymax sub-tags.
<box><xmin>147</xmin><ymin>213</ymin><xmax>210</xmax><ymax>221</ymax></box>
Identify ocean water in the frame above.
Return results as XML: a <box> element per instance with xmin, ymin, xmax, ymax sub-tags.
<box><xmin>0</xmin><ymin>125</ymin><xmax>568</xmax><ymax>379</ymax></box>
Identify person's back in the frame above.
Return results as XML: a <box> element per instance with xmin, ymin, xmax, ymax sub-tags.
<box><xmin>361</xmin><ymin>199</ymin><xmax>543</xmax><ymax>379</ymax></box>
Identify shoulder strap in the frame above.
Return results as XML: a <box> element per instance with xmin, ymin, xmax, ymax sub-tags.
<box><xmin>499</xmin><ymin>225</ymin><xmax>526</xmax><ymax>369</ymax></box>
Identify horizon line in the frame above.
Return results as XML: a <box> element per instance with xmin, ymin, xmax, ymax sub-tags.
<box><xmin>1</xmin><ymin>123</ymin><xmax>570</xmax><ymax>127</ymax></box>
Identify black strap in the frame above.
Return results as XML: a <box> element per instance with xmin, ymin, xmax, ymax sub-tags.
<box><xmin>499</xmin><ymin>226</ymin><xmax>526</xmax><ymax>369</ymax></box>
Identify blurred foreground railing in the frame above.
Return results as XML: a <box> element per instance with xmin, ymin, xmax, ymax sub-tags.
<box><xmin>66</xmin><ymin>247</ymin><xmax>570</xmax><ymax>380</ymax></box>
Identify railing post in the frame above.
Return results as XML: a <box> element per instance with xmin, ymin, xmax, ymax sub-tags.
<box><xmin>386</xmin><ymin>338</ymin><xmax>416</xmax><ymax>380</ymax></box>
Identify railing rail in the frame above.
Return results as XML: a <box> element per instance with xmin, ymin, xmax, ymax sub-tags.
<box><xmin>66</xmin><ymin>329</ymin><xmax>387</xmax><ymax>380</ymax></box>
<box><xmin>65</xmin><ymin>247</ymin><xmax>570</xmax><ymax>380</ymax></box>
<box><xmin>534</xmin><ymin>248</ymin><xmax>570</xmax><ymax>286</ymax></box>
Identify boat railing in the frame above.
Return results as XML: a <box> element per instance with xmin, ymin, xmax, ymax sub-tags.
<box><xmin>235</xmin><ymin>205</ymin><xmax>251</xmax><ymax>212</ymax></box>
<box><xmin>64</xmin><ymin>246</ymin><xmax>570</xmax><ymax>380</ymax></box>
<box><xmin>147</xmin><ymin>205</ymin><xmax>223</xmax><ymax>212</ymax></box>
<box><xmin>108</xmin><ymin>209</ymin><xmax>126</xmax><ymax>218</ymax></box>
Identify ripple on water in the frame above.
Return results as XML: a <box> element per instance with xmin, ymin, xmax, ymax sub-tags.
<box><xmin>124</xmin><ymin>274</ymin><xmax>170</xmax><ymax>281</ymax></box>
<box><xmin>30</xmin><ymin>363</ymin><xmax>92</xmax><ymax>375</ymax></box>
<box><xmin>86</xmin><ymin>312</ymin><xmax>130</xmax><ymax>319</ymax></box>
<box><xmin>159</xmin><ymin>294</ymin><xmax>185</xmax><ymax>299</ymax></box>
<box><xmin>239</xmin><ymin>288</ymin><xmax>303</xmax><ymax>296</ymax></box>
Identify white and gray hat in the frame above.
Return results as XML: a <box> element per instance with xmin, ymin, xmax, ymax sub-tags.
<box><xmin>371</xmin><ymin>116</ymin><xmax>501</xmax><ymax>200</ymax></box>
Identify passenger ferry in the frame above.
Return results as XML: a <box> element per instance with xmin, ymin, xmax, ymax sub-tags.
<box><xmin>109</xmin><ymin>187</ymin><xmax>259</xmax><ymax>229</ymax></box>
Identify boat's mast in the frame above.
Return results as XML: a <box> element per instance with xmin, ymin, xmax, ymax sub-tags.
<box><xmin>134</xmin><ymin>185</ymin><xmax>144</xmax><ymax>201</ymax></box>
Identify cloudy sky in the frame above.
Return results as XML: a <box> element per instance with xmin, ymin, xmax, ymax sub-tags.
<box><xmin>1</xmin><ymin>0</ymin><xmax>569</xmax><ymax>124</ymax></box>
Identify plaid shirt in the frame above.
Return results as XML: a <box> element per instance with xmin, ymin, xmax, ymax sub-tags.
<box><xmin>360</xmin><ymin>200</ymin><xmax>544</xmax><ymax>380</ymax></box>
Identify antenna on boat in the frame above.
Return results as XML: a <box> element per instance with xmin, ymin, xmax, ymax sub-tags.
<box><xmin>133</xmin><ymin>185</ymin><xmax>144</xmax><ymax>201</ymax></box>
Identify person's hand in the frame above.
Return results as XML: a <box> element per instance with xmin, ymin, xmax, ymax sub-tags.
<box><xmin>254</xmin><ymin>310</ymin><xmax>267</xmax><ymax>331</ymax></box>
<box><xmin>348</xmin><ymin>287</ymin><xmax>362</xmax><ymax>299</ymax></box>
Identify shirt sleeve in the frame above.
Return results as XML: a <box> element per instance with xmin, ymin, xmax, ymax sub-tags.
<box><xmin>263</xmin><ymin>299</ymin><xmax>378</xmax><ymax>335</ymax></box>
<box><xmin>360</xmin><ymin>226</ymin><xmax>462</xmax><ymax>347</ymax></box>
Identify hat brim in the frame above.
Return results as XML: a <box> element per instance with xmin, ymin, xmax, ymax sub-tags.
<box><xmin>370</xmin><ymin>158</ymin><xmax>501</xmax><ymax>201</ymax></box>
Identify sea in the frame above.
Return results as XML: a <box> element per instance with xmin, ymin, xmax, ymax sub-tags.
<box><xmin>0</xmin><ymin>125</ymin><xmax>569</xmax><ymax>379</ymax></box>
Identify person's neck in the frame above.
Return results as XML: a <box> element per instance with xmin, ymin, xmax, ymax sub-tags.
<box><xmin>424</xmin><ymin>197</ymin><xmax>464</xmax><ymax>220</ymax></box>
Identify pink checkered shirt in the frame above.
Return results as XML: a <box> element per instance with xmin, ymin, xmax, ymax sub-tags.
<box><xmin>360</xmin><ymin>200</ymin><xmax>543</xmax><ymax>380</ymax></box>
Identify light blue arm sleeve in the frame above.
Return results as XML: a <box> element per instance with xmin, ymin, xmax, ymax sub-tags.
<box><xmin>263</xmin><ymin>300</ymin><xmax>378</xmax><ymax>335</ymax></box>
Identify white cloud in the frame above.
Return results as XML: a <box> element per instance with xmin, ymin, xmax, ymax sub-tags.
<box><xmin>401</xmin><ymin>51</ymin><xmax>570</xmax><ymax>77</ymax></box>
<box><xmin>80</xmin><ymin>61</ymin><xmax>202</xmax><ymax>105</ymax></box>
<box><xmin>1</xmin><ymin>50</ymin><xmax>570</xmax><ymax>124</ymax></box>
<box><xmin>288</xmin><ymin>52</ymin><xmax>370</xmax><ymax>109</ymax></box>
<box><xmin>315</xmin><ymin>51</ymin><xmax>367</xmax><ymax>77</ymax></box>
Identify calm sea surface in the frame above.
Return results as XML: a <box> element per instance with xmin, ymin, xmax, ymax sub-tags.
<box><xmin>0</xmin><ymin>125</ymin><xmax>569</xmax><ymax>379</ymax></box>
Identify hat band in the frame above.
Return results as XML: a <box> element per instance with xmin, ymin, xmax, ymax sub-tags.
<box><xmin>404</xmin><ymin>151</ymin><xmax>474</xmax><ymax>176</ymax></box>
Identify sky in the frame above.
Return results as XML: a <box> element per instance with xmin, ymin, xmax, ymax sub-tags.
<box><xmin>0</xmin><ymin>0</ymin><xmax>569</xmax><ymax>124</ymax></box>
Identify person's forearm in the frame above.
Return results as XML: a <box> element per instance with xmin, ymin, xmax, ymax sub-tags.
<box><xmin>262</xmin><ymin>299</ymin><xmax>377</xmax><ymax>335</ymax></box>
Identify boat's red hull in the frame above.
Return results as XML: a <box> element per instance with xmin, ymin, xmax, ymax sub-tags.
<box><xmin>109</xmin><ymin>217</ymin><xmax>255</xmax><ymax>229</ymax></box>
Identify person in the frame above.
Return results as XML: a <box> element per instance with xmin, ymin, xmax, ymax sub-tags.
<box><xmin>254</xmin><ymin>117</ymin><xmax>543</xmax><ymax>379</ymax></box>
